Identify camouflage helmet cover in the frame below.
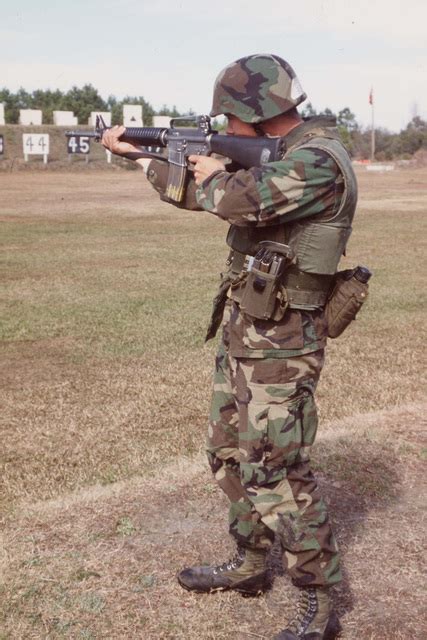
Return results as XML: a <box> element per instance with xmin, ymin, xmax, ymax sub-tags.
<box><xmin>210</xmin><ymin>53</ymin><xmax>306</xmax><ymax>123</ymax></box>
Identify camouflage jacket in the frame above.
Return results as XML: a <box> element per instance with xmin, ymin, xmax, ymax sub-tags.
<box><xmin>195</xmin><ymin>123</ymin><xmax>344</xmax><ymax>228</ymax></box>
<box><xmin>147</xmin><ymin>118</ymin><xmax>343</xmax><ymax>224</ymax></box>
<box><xmin>146</xmin><ymin>117</ymin><xmax>354</xmax><ymax>358</ymax></box>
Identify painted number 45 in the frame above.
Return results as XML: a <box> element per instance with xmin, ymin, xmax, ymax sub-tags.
<box><xmin>67</xmin><ymin>136</ymin><xmax>90</xmax><ymax>154</ymax></box>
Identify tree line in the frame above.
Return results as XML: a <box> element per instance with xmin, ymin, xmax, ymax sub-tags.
<box><xmin>301</xmin><ymin>103</ymin><xmax>426</xmax><ymax>160</ymax></box>
<box><xmin>0</xmin><ymin>85</ymin><xmax>181</xmax><ymax>128</ymax></box>
<box><xmin>0</xmin><ymin>86</ymin><xmax>425</xmax><ymax>160</ymax></box>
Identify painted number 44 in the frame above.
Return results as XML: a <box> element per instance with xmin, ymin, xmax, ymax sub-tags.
<box><xmin>22</xmin><ymin>134</ymin><xmax>50</xmax><ymax>156</ymax></box>
<box><xmin>26</xmin><ymin>136</ymin><xmax>47</xmax><ymax>151</ymax></box>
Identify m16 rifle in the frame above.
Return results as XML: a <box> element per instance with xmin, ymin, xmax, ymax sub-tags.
<box><xmin>65</xmin><ymin>115</ymin><xmax>286</xmax><ymax>202</ymax></box>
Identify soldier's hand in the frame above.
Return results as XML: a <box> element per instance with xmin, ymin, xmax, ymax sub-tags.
<box><xmin>188</xmin><ymin>155</ymin><xmax>226</xmax><ymax>185</ymax></box>
<box><xmin>101</xmin><ymin>125</ymin><xmax>141</xmax><ymax>156</ymax></box>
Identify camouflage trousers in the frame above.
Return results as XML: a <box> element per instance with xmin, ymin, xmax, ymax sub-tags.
<box><xmin>207</xmin><ymin>338</ymin><xmax>341</xmax><ymax>588</ymax></box>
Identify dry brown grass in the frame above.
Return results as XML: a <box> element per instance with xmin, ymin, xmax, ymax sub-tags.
<box><xmin>1</xmin><ymin>167</ymin><xmax>426</xmax><ymax>639</ymax></box>
<box><xmin>0</xmin><ymin>404</ymin><xmax>425</xmax><ymax>639</ymax></box>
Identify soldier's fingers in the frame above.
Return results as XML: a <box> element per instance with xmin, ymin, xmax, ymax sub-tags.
<box><xmin>193</xmin><ymin>170</ymin><xmax>203</xmax><ymax>185</ymax></box>
<box><xmin>102</xmin><ymin>126</ymin><xmax>124</xmax><ymax>147</ymax></box>
<box><xmin>188</xmin><ymin>154</ymin><xmax>201</xmax><ymax>166</ymax></box>
<box><xmin>112</xmin><ymin>125</ymin><xmax>125</xmax><ymax>135</ymax></box>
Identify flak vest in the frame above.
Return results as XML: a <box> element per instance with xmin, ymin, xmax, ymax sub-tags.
<box><xmin>226</xmin><ymin>119</ymin><xmax>358</xmax><ymax>311</ymax></box>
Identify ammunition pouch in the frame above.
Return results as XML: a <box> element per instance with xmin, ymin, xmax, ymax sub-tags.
<box><xmin>238</xmin><ymin>269</ymin><xmax>288</xmax><ymax>321</ymax></box>
<box><xmin>228</xmin><ymin>250</ymin><xmax>333</xmax><ymax>320</ymax></box>
<box><xmin>234</xmin><ymin>241</ymin><xmax>293</xmax><ymax>321</ymax></box>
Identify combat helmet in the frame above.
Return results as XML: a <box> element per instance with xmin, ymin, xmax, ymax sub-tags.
<box><xmin>210</xmin><ymin>53</ymin><xmax>306</xmax><ymax>123</ymax></box>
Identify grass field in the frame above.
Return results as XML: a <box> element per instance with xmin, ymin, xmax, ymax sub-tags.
<box><xmin>1</xmin><ymin>166</ymin><xmax>426</xmax><ymax>639</ymax></box>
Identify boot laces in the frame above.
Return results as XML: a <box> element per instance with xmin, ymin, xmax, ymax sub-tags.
<box><xmin>287</xmin><ymin>588</ymin><xmax>318</xmax><ymax>637</ymax></box>
<box><xmin>212</xmin><ymin>549</ymin><xmax>244</xmax><ymax>575</ymax></box>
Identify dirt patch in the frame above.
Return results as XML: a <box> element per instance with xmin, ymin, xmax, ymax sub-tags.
<box><xmin>1</xmin><ymin>404</ymin><xmax>425</xmax><ymax>639</ymax></box>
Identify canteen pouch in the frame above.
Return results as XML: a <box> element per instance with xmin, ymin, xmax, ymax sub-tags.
<box><xmin>239</xmin><ymin>268</ymin><xmax>287</xmax><ymax>321</ymax></box>
<box><xmin>326</xmin><ymin>270</ymin><xmax>369</xmax><ymax>338</ymax></box>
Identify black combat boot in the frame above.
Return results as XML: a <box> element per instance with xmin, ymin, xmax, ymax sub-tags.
<box><xmin>177</xmin><ymin>546</ymin><xmax>272</xmax><ymax>597</ymax></box>
<box><xmin>273</xmin><ymin>587</ymin><xmax>341</xmax><ymax>639</ymax></box>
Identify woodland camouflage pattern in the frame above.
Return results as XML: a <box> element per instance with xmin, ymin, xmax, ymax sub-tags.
<box><xmin>145</xmin><ymin>116</ymin><xmax>350</xmax><ymax>588</ymax></box>
<box><xmin>195</xmin><ymin>146</ymin><xmax>344</xmax><ymax>226</ymax></box>
<box><xmin>225</xmin><ymin>298</ymin><xmax>328</xmax><ymax>359</ymax></box>
<box><xmin>206</xmin><ymin>303</ymin><xmax>341</xmax><ymax>587</ymax></box>
<box><xmin>210</xmin><ymin>54</ymin><xmax>306</xmax><ymax>123</ymax></box>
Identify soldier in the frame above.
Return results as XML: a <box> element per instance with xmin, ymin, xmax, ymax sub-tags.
<box><xmin>102</xmin><ymin>53</ymin><xmax>358</xmax><ymax>640</ymax></box>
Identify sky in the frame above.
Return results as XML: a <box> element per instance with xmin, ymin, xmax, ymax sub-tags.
<box><xmin>1</xmin><ymin>0</ymin><xmax>426</xmax><ymax>132</ymax></box>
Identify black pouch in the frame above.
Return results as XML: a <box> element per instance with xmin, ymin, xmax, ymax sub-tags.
<box><xmin>326</xmin><ymin>267</ymin><xmax>371</xmax><ymax>338</ymax></box>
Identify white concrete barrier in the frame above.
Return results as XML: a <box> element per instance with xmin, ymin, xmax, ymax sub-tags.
<box><xmin>19</xmin><ymin>109</ymin><xmax>43</xmax><ymax>125</ymax></box>
<box><xmin>123</xmin><ymin>105</ymin><xmax>143</xmax><ymax>127</ymax></box>
<box><xmin>53</xmin><ymin>111</ymin><xmax>78</xmax><ymax>126</ymax></box>
<box><xmin>152</xmin><ymin>116</ymin><xmax>171</xmax><ymax>128</ymax></box>
<box><xmin>88</xmin><ymin>112</ymin><xmax>111</xmax><ymax>126</ymax></box>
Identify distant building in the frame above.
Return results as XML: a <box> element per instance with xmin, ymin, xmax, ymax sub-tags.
<box><xmin>0</xmin><ymin>103</ymin><xmax>5</xmax><ymax>125</ymax></box>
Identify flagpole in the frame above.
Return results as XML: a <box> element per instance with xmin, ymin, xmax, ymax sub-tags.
<box><xmin>370</xmin><ymin>87</ymin><xmax>375</xmax><ymax>161</ymax></box>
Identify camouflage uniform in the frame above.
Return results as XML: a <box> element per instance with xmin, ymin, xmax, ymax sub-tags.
<box><xmin>207</xmin><ymin>300</ymin><xmax>339</xmax><ymax>587</ymax></box>
<box><xmin>147</xmin><ymin>113</ymin><xmax>356</xmax><ymax>589</ymax></box>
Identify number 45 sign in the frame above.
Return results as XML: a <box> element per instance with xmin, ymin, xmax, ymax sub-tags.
<box><xmin>67</xmin><ymin>135</ymin><xmax>90</xmax><ymax>154</ymax></box>
<box><xmin>23</xmin><ymin>134</ymin><xmax>50</xmax><ymax>163</ymax></box>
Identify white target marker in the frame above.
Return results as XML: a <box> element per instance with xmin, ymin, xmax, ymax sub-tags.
<box><xmin>23</xmin><ymin>134</ymin><xmax>50</xmax><ymax>164</ymax></box>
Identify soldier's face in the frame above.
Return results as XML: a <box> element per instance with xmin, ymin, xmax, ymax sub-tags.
<box><xmin>225</xmin><ymin>115</ymin><xmax>257</xmax><ymax>137</ymax></box>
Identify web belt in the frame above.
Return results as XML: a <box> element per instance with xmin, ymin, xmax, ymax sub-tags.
<box><xmin>230</xmin><ymin>251</ymin><xmax>333</xmax><ymax>307</ymax></box>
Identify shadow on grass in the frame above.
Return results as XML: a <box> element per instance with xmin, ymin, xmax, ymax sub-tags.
<box><xmin>313</xmin><ymin>435</ymin><xmax>402</xmax><ymax>618</ymax></box>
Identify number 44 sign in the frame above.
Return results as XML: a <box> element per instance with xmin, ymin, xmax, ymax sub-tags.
<box><xmin>23</xmin><ymin>134</ymin><xmax>50</xmax><ymax>163</ymax></box>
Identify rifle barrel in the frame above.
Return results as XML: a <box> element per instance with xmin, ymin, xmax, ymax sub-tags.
<box><xmin>65</xmin><ymin>131</ymin><xmax>99</xmax><ymax>138</ymax></box>
<box><xmin>65</xmin><ymin>126</ymin><xmax>169</xmax><ymax>146</ymax></box>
